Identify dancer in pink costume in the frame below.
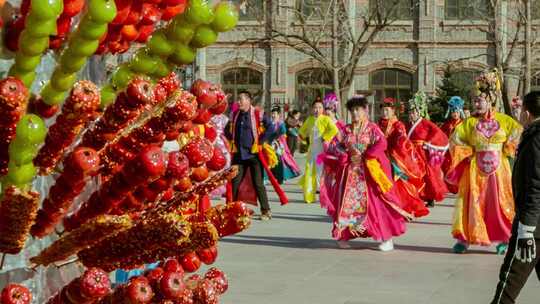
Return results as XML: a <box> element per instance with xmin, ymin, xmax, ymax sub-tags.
<box><xmin>329</xmin><ymin>96</ymin><xmax>411</xmax><ymax>251</ymax></box>
<box><xmin>318</xmin><ymin>93</ymin><xmax>347</xmax><ymax>217</ymax></box>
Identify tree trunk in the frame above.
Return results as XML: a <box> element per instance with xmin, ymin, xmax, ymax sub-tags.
<box><xmin>524</xmin><ymin>0</ymin><xmax>532</xmax><ymax>94</ymax></box>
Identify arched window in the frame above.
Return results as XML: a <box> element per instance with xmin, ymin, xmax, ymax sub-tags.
<box><xmin>229</xmin><ymin>0</ymin><xmax>264</xmax><ymax>21</ymax></box>
<box><xmin>296</xmin><ymin>68</ymin><xmax>333</xmax><ymax>114</ymax></box>
<box><xmin>370</xmin><ymin>68</ymin><xmax>413</xmax><ymax>113</ymax></box>
<box><xmin>221</xmin><ymin>68</ymin><xmax>263</xmax><ymax>104</ymax></box>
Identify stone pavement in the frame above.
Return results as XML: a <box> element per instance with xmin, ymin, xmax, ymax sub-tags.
<box><xmin>212</xmin><ymin>158</ymin><xmax>538</xmax><ymax>304</ymax></box>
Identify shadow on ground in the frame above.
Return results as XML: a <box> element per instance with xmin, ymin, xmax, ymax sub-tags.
<box><xmin>221</xmin><ymin>234</ymin><xmax>495</xmax><ymax>255</ymax></box>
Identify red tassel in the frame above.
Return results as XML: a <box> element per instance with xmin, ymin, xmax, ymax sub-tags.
<box><xmin>257</xmin><ymin>151</ymin><xmax>288</xmax><ymax>205</ymax></box>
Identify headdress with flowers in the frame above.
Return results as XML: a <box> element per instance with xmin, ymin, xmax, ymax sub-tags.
<box><xmin>407</xmin><ymin>91</ymin><xmax>430</xmax><ymax>119</ymax></box>
<box><xmin>445</xmin><ymin>96</ymin><xmax>465</xmax><ymax>119</ymax></box>
<box><xmin>323</xmin><ymin>92</ymin><xmax>339</xmax><ymax>111</ymax></box>
<box><xmin>474</xmin><ymin>68</ymin><xmax>502</xmax><ymax>106</ymax></box>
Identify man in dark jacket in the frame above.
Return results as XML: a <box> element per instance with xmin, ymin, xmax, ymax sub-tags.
<box><xmin>491</xmin><ymin>91</ymin><xmax>540</xmax><ymax>304</ymax></box>
<box><xmin>225</xmin><ymin>91</ymin><xmax>288</xmax><ymax>220</ymax></box>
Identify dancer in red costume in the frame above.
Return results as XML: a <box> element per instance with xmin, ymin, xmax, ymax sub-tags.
<box><xmin>441</xmin><ymin>96</ymin><xmax>465</xmax><ymax>194</ymax></box>
<box><xmin>407</xmin><ymin>92</ymin><xmax>449</xmax><ymax>207</ymax></box>
<box><xmin>226</xmin><ymin>91</ymin><xmax>288</xmax><ymax>220</ymax></box>
<box><xmin>378</xmin><ymin>97</ymin><xmax>429</xmax><ymax>218</ymax></box>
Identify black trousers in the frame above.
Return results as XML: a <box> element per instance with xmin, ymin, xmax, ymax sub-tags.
<box><xmin>491</xmin><ymin>233</ymin><xmax>540</xmax><ymax>304</ymax></box>
<box><xmin>287</xmin><ymin>135</ymin><xmax>298</xmax><ymax>155</ymax></box>
<box><xmin>231</xmin><ymin>157</ymin><xmax>270</xmax><ymax>212</ymax></box>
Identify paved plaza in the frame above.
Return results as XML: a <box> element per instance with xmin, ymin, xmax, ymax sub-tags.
<box><xmin>214</xmin><ymin>158</ymin><xmax>539</xmax><ymax>304</ymax></box>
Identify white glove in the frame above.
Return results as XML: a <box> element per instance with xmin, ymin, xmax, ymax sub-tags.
<box><xmin>515</xmin><ymin>222</ymin><xmax>536</xmax><ymax>263</ymax></box>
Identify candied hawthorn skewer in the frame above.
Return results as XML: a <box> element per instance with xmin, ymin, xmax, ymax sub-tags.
<box><xmin>63</xmin><ymin>146</ymin><xmax>167</xmax><ymax>231</ymax></box>
<box><xmin>77</xmin><ymin>212</ymin><xmax>193</xmax><ymax>271</ymax></box>
<box><xmin>0</xmin><ymin>186</ymin><xmax>40</xmax><ymax>254</ymax></box>
<box><xmin>45</xmin><ymin>267</ymin><xmax>111</xmax><ymax>304</ymax></box>
<box><xmin>97</xmin><ymin>276</ymin><xmax>155</xmax><ymax>304</ymax></box>
<box><xmin>1</xmin><ymin>283</ymin><xmax>33</xmax><ymax>304</ymax></box>
<box><xmin>79</xmin><ymin>77</ymin><xmax>157</xmax><ymax>152</ymax></box>
<box><xmin>31</xmin><ymin>214</ymin><xmax>132</xmax><ymax>267</ymax></box>
<box><xmin>111</xmin><ymin>151</ymin><xmax>190</xmax><ymax>217</ymax></box>
<box><xmin>0</xmin><ymin>77</ymin><xmax>29</xmax><ymax>176</ymax></box>
<box><xmin>79</xmin><ymin>221</ymin><xmax>217</xmax><ymax>272</ymax></box>
<box><xmin>34</xmin><ymin>81</ymin><xmax>101</xmax><ymax>174</ymax></box>
<box><xmin>100</xmin><ymin>89</ymin><xmax>197</xmax><ymax>177</ymax></box>
<box><xmin>31</xmin><ymin>147</ymin><xmax>101</xmax><ymax>238</ymax></box>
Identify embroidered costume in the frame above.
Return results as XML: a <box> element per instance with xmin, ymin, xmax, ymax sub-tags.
<box><xmin>331</xmin><ymin>122</ymin><xmax>411</xmax><ymax>241</ymax></box>
<box><xmin>267</xmin><ymin>119</ymin><xmax>301</xmax><ymax>184</ymax></box>
<box><xmin>407</xmin><ymin>92</ymin><xmax>449</xmax><ymax>203</ymax></box>
<box><xmin>379</xmin><ymin>98</ymin><xmax>429</xmax><ymax>218</ymax></box>
<box><xmin>448</xmin><ymin>70</ymin><xmax>523</xmax><ymax>249</ymax></box>
<box><xmin>318</xmin><ymin>93</ymin><xmax>348</xmax><ymax>217</ymax></box>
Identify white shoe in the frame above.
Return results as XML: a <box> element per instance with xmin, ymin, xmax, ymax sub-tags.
<box><xmin>337</xmin><ymin>240</ymin><xmax>351</xmax><ymax>249</ymax></box>
<box><xmin>378</xmin><ymin>239</ymin><xmax>394</xmax><ymax>252</ymax></box>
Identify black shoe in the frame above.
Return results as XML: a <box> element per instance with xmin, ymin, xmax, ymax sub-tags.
<box><xmin>426</xmin><ymin>201</ymin><xmax>435</xmax><ymax>208</ymax></box>
<box><xmin>260</xmin><ymin>210</ymin><xmax>272</xmax><ymax>221</ymax></box>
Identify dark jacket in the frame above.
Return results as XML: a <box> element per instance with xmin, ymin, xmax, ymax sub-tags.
<box><xmin>512</xmin><ymin>119</ymin><xmax>540</xmax><ymax>238</ymax></box>
<box><xmin>225</xmin><ymin>109</ymin><xmax>275</xmax><ymax>161</ymax></box>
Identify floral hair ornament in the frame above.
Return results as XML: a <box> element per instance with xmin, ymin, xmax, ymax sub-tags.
<box><xmin>323</xmin><ymin>92</ymin><xmax>341</xmax><ymax>118</ymax></box>
<box><xmin>323</xmin><ymin>92</ymin><xmax>339</xmax><ymax>111</ymax></box>
<box><xmin>407</xmin><ymin>91</ymin><xmax>430</xmax><ymax>119</ymax></box>
<box><xmin>445</xmin><ymin>96</ymin><xmax>465</xmax><ymax>119</ymax></box>
<box><xmin>475</xmin><ymin>68</ymin><xmax>502</xmax><ymax>106</ymax></box>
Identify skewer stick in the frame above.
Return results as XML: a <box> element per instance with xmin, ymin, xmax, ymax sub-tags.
<box><xmin>0</xmin><ymin>253</ymin><xmax>5</xmax><ymax>270</ymax></box>
<box><xmin>54</xmin><ymin>257</ymin><xmax>78</xmax><ymax>269</ymax></box>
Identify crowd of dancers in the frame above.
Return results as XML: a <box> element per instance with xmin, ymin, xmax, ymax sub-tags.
<box><xmin>223</xmin><ymin>69</ymin><xmax>539</xmax><ymax>303</ymax></box>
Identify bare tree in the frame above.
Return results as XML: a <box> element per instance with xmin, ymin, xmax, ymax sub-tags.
<box><xmin>237</xmin><ymin>0</ymin><xmax>408</xmax><ymax>115</ymax></box>
<box><xmin>450</xmin><ymin>0</ymin><xmax>540</xmax><ymax>112</ymax></box>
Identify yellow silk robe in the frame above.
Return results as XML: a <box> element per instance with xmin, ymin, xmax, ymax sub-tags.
<box><xmin>449</xmin><ymin>113</ymin><xmax>522</xmax><ymax>245</ymax></box>
<box><xmin>298</xmin><ymin>115</ymin><xmax>339</xmax><ymax>203</ymax></box>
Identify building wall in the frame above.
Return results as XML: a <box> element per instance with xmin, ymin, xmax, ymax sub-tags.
<box><xmin>201</xmin><ymin>0</ymin><xmax>539</xmax><ymax>113</ymax></box>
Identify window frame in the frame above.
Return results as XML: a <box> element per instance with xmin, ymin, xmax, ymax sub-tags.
<box><xmin>444</xmin><ymin>0</ymin><xmax>488</xmax><ymax>20</ymax></box>
<box><xmin>295</xmin><ymin>68</ymin><xmax>333</xmax><ymax>114</ymax></box>
<box><xmin>369</xmin><ymin>68</ymin><xmax>414</xmax><ymax>119</ymax></box>
<box><xmin>533</xmin><ymin>0</ymin><xmax>540</xmax><ymax>20</ymax></box>
<box><xmin>230</xmin><ymin>0</ymin><xmax>265</xmax><ymax>22</ymax></box>
<box><xmin>295</xmin><ymin>0</ymin><xmax>332</xmax><ymax>21</ymax></box>
<box><xmin>369</xmin><ymin>0</ymin><xmax>415</xmax><ymax>21</ymax></box>
<box><xmin>221</xmin><ymin>68</ymin><xmax>264</xmax><ymax>104</ymax></box>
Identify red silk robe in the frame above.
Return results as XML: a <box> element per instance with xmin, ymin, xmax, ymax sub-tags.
<box><xmin>407</xmin><ymin>118</ymin><xmax>449</xmax><ymax>202</ymax></box>
<box><xmin>379</xmin><ymin>118</ymin><xmax>429</xmax><ymax>218</ymax></box>
<box><xmin>441</xmin><ymin>118</ymin><xmax>462</xmax><ymax>194</ymax></box>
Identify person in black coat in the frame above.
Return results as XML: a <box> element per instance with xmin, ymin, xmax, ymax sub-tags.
<box><xmin>491</xmin><ymin>91</ymin><xmax>540</xmax><ymax>304</ymax></box>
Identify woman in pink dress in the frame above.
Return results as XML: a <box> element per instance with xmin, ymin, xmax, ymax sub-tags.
<box><xmin>318</xmin><ymin>93</ymin><xmax>347</xmax><ymax>218</ymax></box>
<box><xmin>331</xmin><ymin>96</ymin><xmax>411</xmax><ymax>251</ymax></box>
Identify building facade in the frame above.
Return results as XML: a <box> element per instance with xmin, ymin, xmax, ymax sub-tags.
<box><xmin>198</xmin><ymin>0</ymin><xmax>540</xmax><ymax>117</ymax></box>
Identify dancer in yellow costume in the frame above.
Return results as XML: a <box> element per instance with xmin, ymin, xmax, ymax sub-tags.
<box><xmin>298</xmin><ymin>99</ymin><xmax>339</xmax><ymax>203</ymax></box>
<box><xmin>447</xmin><ymin>69</ymin><xmax>523</xmax><ymax>254</ymax></box>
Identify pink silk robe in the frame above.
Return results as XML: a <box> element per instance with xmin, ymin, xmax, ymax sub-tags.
<box><xmin>331</xmin><ymin>122</ymin><xmax>411</xmax><ymax>242</ymax></box>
